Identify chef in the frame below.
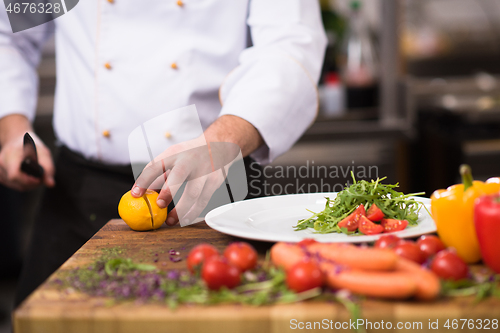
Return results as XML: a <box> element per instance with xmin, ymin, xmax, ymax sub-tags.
<box><xmin>0</xmin><ymin>0</ymin><xmax>326</xmax><ymax>306</ymax></box>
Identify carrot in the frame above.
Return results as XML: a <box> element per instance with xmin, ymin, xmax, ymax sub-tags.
<box><xmin>305</xmin><ymin>242</ymin><xmax>399</xmax><ymax>271</ymax></box>
<box><xmin>324</xmin><ymin>267</ymin><xmax>417</xmax><ymax>299</ymax></box>
<box><xmin>396</xmin><ymin>258</ymin><xmax>441</xmax><ymax>301</ymax></box>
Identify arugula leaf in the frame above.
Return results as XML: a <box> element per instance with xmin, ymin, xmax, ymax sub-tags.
<box><xmin>294</xmin><ymin>173</ymin><xmax>425</xmax><ymax>234</ymax></box>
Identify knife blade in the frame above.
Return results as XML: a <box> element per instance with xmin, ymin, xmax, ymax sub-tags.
<box><xmin>20</xmin><ymin>132</ymin><xmax>44</xmax><ymax>179</ymax></box>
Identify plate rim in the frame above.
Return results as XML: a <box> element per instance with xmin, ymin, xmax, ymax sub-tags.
<box><xmin>205</xmin><ymin>192</ymin><xmax>434</xmax><ymax>243</ymax></box>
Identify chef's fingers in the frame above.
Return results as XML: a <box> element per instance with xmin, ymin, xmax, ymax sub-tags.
<box><xmin>37</xmin><ymin>144</ymin><xmax>55</xmax><ymax>188</ymax></box>
<box><xmin>171</xmin><ymin>176</ymin><xmax>207</xmax><ymax>224</ymax></box>
<box><xmin>148</xmin><ymin>170</ymin><xmax>171</xmax><ymax>192</ymax></box>
<box><xmin>165</xmin><ymin>208</ymin><xmax>178</xmax><ymax>226</ymax></box>
<box><xmin>156</xmin><ymin>161</ymin><xmax>191</xmax><ymax>209</ymax></box>
<box><xmin>178</xmin><ymin>172</ymin><xmax>223</xmax><ymax>226</ymax></box>
<box><xmin>132</xmin><ymin>158</ymin><xmax>172</xmax><ymax>197</ymax></box>
<box><xmin>0</xmin><ymin>146</ymin><xmax>40</xmax><ymax>191</ymax></box>
<box><xmin>157</xmin><ymin>175</ymin><xmax>174</xmax><ymax>211</ymax></box>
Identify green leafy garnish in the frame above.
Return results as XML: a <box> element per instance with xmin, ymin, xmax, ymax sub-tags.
<box><xmin>441</xmin><ymin>275</ymin><xmax>500</xmax><ymax>302</ymax></box>
<box><xmin>104</xmin><ymin>258</ymin><xmax>157</xmax><ymax>276</ymax></box>
<box><xmin>295</xmin><ymin>173</ymin><xmax>426</xmax><ymax>234</ymax></box>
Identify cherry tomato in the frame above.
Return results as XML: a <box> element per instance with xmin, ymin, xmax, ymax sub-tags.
<box><xmin>201</xmin><ymin>256</ymin><xmax>241</xmax><ymax>290</ymax></box>
<box><xmin>358</xmin><ymin>215</ymin><xmax>384</xmax><ymax>235</ymax></box>
<box><xmin>366</xmin><ymin>203</ymin><xmax>384</xmax><ymax>221</ymax></box>
<box><xmin>381</xmin><ymin>219</ymin><xmax>408</xmax><ymax>233</ymax></box>
<box><xmin>298</xmin><ymin>239</ymin><xmax>318</xmax><ymax>247</ymax></box>
<box><xmin>374</xmin><ymin>234</ymin><xmax>401</xmax><ymax>249</ymax></box>
<box><xmin>286</xmin><ymin>260</ymin><xmax>324</xmax><ymax>293</ymax></box>
<box><xmin>223</xmin><ymin>242</ymin><xmax>258</xmax><ymax>272</ymax></box>
<box><xmin>394</xmin><ymin>241</ymin><xmax>425</xmax><ymax>264</ymax></box>
<box><xmin>431</xmin><ymin>250</ymin><xmax>469</xmax><ymax>281</ymax></box>
<box><xmin>338</xmin><ymin>205</ymin><xmax>366</xmax><ymax>231</ymax></box>
<box><xmin>417</xmin><ymin>235</ymin><xmax>446</xmax><ymax>260</ymax></box>
<box><xmin>186</xmin><ymin>243</ymin><xmax>219</xmax><ymax>273</ymax></box>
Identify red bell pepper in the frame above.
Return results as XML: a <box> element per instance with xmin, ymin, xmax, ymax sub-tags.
<box><xmin>474</xmin><ymin>194</ymin><xmax>500</xmax><ymax>274</ymax></box>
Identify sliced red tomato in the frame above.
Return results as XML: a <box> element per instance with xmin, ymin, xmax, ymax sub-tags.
<box><xmin>380</xmin><ymin>219</ymin><xmax>408</xmax><ymax>233</ymax></box>
<box><xmin>338</xmin><ymin>204</ymin><xmax>366</xmax><ymax>231</ymax></box>
<box><xmin>358</xmin><ymin>215</ymin><xmax>384</xmax><ymax>235</ymax></box>
<box><xmin>366</xmin><ymin>204</ymin><xmax>384</xmax><ymax>221</ymax></box>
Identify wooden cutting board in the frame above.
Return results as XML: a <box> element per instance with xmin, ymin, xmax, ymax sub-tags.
<box><xmin>13</xmin><ymin>219</ymin><xmax>500</xmax><ymax>333</ymax></box>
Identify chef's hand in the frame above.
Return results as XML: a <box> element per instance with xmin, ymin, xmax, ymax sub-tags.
<box><xmin>130</xmin><ymin>136</ymin><xmax>236</xmax><ymax>226</ymax></box>
<box><xmin>0</xmin><ymin>114</ymin><xmax>55</xmax><ymax>191</ymax></box>
<box><xmin>131</xmin><ymin>115</ymin><xmax>264</xmax><ymax>226</ymax></box>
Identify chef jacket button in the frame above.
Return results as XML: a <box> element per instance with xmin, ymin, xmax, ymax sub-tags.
<box><xmin>176</xmin><ymin>0</ymin><xmax>184</xmax><ymax>7</ymax></box>
<box><xmin>164</xmin><ymin>131</ymin><xmax>172</xmax><ymax>139</ymax></box>
<box><xmin>171</xmin><ymin>62</ymin><xmax>178</xmax><ymax>70</ymax></box>
<box><xmin>102</xmin><ymin>130</ymin><xmax>111</xmax><ymax>138</ymax></box>
<box><xmin>104</xmin><ymin>62</ymin><xmax>112</xmax><ymax>70</ymax></box>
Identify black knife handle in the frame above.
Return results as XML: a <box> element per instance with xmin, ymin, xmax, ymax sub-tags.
<box><xmin>21</xmin><ymin>158</ymin><xmax>44</xmax><ymax>179</ymax></box>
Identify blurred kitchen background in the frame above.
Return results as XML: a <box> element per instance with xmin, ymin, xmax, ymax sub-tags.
<box><xmin>2</xmin><ymin>0</ymin><xmax>500</xmax><ymax>330</ymax></box>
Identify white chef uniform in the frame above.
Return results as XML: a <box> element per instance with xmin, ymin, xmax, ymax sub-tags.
<box><xmin>0</xmin><ymin>0</ymin><xmax>327</xmax><ymax>165</ymax></box>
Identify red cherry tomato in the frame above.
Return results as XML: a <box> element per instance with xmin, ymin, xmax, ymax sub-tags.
<box><xmin>286</xmin><ymin>260</ymin><xmax>324</xmax><ymax>293</ymax></box>
<box><xmin>380</xmin><ymin>219</ymin><xmax>408</xmax><ymax>233</ymax></box>
<box><xmin>374</xmin><ymin>234</ymin><xmax>401</xmax><ymax>249</ymax></box>
<box><xmin>298</xmin><ymin>238</ymin><xmax>318</xmax><ymax>247</ymax></box>
<box><xmin>223</xmin><ymin>242</ymin><xmax>258</xmax><ymax>272</ymax></box>
<box><xmin>186</xmin><ymin>243</ymin><xmax>219</xmax><ymax>273</ymax></box>
<box><xmin>201</xmin><ymin>256</ymin><xmax>241</xmax><ymax>290</ymax></box>
<box><xmin>394</xmin><ymin>241</ymin><xmax>425</xmax><ymax>264</ymax></box>
<box><xmin>366</xmin><ymin>204</ymin><xmax>384</xmax><ymax>221</ymax></box>
<box><xmin>431</xmin><ymin>250</ymin><xmax>469</xmax><ymax>281</ymax></box>
<box><xmin>417</xmin><ymin>235</ymin><xmax>446</xmax><ymax>260</ymax></box>
<box><xmin>338</xmin><ymin>205</ymin><xmax>366</xmax><ymax>231</ymax></box>
<box><xmin>358</xmin><ymin>215</ymin><xmax>384</xmax><ymax>235</ymax></box>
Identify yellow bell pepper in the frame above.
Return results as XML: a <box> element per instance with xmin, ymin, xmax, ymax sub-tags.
<box><xmin>431</xmin><ymin>165</ymin><xmax>500</xmax><ymax>264</ymax></box>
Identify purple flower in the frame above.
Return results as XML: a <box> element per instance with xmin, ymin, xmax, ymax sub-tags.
<box><xmin>121</xmin><ymin>286</ymin><xmax>131</xmax><ymax>297</ymax></box>
<box><xmin>257</xmin><ymin>272</ymin><xmax>267</xmax><ymax>282</ymax></box>
<box><xmin>167</xmin><ymin>270</ymin><xmax>180</xmax><ymax>280</ymax></box>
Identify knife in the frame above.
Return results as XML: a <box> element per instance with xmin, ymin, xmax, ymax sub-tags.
<box><xmin>20</xmin><ymin>132</ymin><xmax>44</xmax><ymax>179</ymax></box>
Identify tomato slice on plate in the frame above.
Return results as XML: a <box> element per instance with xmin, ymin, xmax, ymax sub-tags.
<box><xmin>366</xmin><ymin>203</ymin><xmax>384</xmax><ymax>221</ymax></box>
<box><xmin>338</xmin><ymin>204</ymin><xmax>366</xmax><ymax>231</ymax></box>
<box><xmin>380</xmin><ymin>219</ymin><xmax>408</xmax><ymax>233</ymax></box>
<box><xmin>358</xmin><ymin>215</ymin><xmax>384</xmax><ymax>235</ymax></box>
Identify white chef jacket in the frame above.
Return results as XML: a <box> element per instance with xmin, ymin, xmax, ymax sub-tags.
<box><xmin>0</xmin><ymin>0</ymin><xmax>326</xmax><ymax>165</ymax></box>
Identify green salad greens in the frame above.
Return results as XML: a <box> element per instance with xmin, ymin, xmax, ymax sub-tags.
<box><xmin>294</xmin><ymin>174</ymin><xmax>426</xmax><ymax>235</ymax></box>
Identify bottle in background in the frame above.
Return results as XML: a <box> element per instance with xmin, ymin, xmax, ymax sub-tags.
<box><xmin>338</xmin><ymin>0</ymin><xmax>379</xmax><ymax>110</ymax></box>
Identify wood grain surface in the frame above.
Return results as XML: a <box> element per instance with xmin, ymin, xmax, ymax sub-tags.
<box><xmin>13</xmin><ymin>219</ymin><xmax>500</xmax><ymax>333</ymax></box>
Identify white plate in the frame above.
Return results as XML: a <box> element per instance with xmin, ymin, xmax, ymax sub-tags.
<box><xmin>205</xmin><ymin>192</ymin><xmax>436</xmax><ymax>243</ymax></box>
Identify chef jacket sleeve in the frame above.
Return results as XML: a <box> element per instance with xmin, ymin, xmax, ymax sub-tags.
<box><xmin>218</xmin><ymin>0</ymin><xmax>327</xmax><ymax>164</ymax></box>
<box><xmin>0</xmin><ymin>10</ymin><xmax>53</xmax><ymax>122</ymax></box>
